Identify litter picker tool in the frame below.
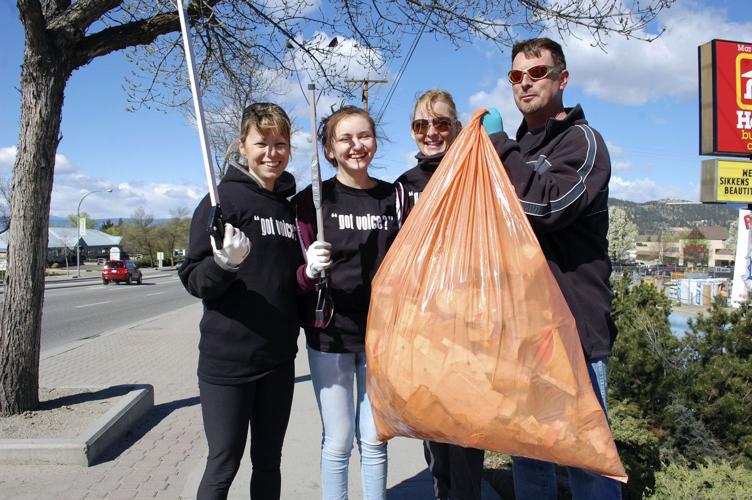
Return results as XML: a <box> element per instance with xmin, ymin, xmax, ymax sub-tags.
<box><xmin>177</xmin><ymin>0</ymin><xmax>224</xmax><ymax>249</ymax></box>
<box><xmin>308</xmin><ymin>83</ymin><xmax>328</xmax><ymax>325</ymax></box>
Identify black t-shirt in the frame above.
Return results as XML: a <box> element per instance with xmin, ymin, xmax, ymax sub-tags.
<box><xmin>297</xmin><ymin>177</ymin><xmax>402</xmax><ymax>353</ymax></box>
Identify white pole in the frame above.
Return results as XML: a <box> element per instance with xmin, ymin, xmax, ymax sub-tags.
<box><xmin>308</xmin><ymin>84</ymin><xmax>325</xmax><ymax>244</ymax></box>
<box><xmin>176</xmin><ymin>0</ymin><xmax>224</xmax><ymax>248</ymax></box>
<box><xmin>729</xmin><ymin>208</ymin><xmax>752</xmax><ymax>307</ymax></box>
<box><xmin>176</xmin><ymin>0</ymin><xmax>219</xmax><ymax>207</ymax></box>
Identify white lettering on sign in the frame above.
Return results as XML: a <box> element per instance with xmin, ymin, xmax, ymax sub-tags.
<box><xmin>738</xmin><ymin>110</ymin><xmax>752</xmax><ymax>129</ymax></box>
<box><xmin>738</xmin><ymin>44</ymin><xmax>752</xmax><ymax>53</ymax></box>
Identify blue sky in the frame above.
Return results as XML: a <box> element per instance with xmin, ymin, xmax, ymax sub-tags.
<box><xmin>1</xmin><ymin>0</ymin><xmax>751</xmax><ymax>219</ymax></box>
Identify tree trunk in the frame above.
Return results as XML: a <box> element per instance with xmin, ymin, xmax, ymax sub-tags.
<box><xmin>0</xmin><ymin>43</ymin><xmax>70</xmax><ymax>415</ymax></box>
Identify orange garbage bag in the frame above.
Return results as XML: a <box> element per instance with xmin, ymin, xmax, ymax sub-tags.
<box><xmin>365</xmin><ymin>109</ymin><xmax>627</xmax><ymax>482</ymax></box>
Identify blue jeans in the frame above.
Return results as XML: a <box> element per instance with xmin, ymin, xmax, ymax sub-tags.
<box><xmin>307</xmin><ymin>347</ymin><xmax>388</xmax><ymax>500</ymax></box>
<box><xmin>512</xmin><ymin>357</ymin><xmax>622</xmax><ymax>500</ymax></box>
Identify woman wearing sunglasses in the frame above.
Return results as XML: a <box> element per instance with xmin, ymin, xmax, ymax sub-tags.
<box><xmin>395</xmin><ymin>89</ymin><xmax>486</xmax><ymax>500</ymax></box>
<box><xmin>293</xmin><ymin>105</ymin><xmax>408</xmax><ymax>500</ymax></box>
<box><xmin>397</xmin><ymin>89</ymin><xmax>463</xmax><ymax>208</ymax></box>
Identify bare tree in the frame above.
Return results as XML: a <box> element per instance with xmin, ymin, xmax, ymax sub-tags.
<box><xmin>121</xmin><ymin>207</ymin><xmax>156</xmax><ymax>266</ymax></box>
<box><xmin>155</xmin><ymin>207</ymin><xmax>190</xmax><ymax>267</ymax></box>
<box><xmin>1</xmin><ymin>0</ymin><xmax>675</xmax><ymax>415</ymax></box>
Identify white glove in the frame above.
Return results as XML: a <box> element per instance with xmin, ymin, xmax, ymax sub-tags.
<box><xmin>211</xmin><ymin>223</ymin><xmax>251</xmax><ymax>270</ymax></box>
<box><xmin>305</xmin><ymin>240</ymin><xmax>332</xmax><ymax>279</ymax></box>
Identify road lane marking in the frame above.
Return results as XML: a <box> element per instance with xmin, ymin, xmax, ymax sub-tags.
<box><xmin>146</xmin><ymin>292</ymin><xmax>164</xmax><ymax>296</ymax></box>
<box><xmin>75</xmin><ymin>301</ymin><xmax>112</xmax><ymax>308</ymax></box>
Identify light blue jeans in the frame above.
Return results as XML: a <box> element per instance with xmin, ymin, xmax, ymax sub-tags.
<box><xmin>307</xmin><ymin>347</ymin><xmax>387</xmax><ymax>500</ymax></box>
<box><xmin>512</xmin><ymin>357</ymin><xmax>623</xmax><ymax>500</ymax></box>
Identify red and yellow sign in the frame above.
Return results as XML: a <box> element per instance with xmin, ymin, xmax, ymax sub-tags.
<box><xmin>699</xmin><ymin>39</ymin><xmax>752</xmax><ymax>156</ymax></box>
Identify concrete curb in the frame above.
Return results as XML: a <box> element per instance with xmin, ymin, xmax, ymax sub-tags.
<box><xmin>0</xmin><ymin>384</ymin><xmax>154</xmax><ymax>466</ymax></box>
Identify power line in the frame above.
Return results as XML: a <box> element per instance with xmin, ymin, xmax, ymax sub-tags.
<box><xmin>346</xmin><ymin>79</ymin><xmax>388</xmax><ymax>111</ymax></box>
<box><xmin>375</xmin><ymin>8</ymin><xmax>434</xmax><ymax>125</ymax></box>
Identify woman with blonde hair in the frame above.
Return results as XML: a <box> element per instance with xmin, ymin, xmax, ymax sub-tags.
<box><xmin>396</xmin><ymin>89</ymin><xmax>485</xmax><ymax>500</ymax></box>
<box><xmin>180</xmin><ymin>102</ymin><xmax>302</xmax><ymax>500</ymax></box>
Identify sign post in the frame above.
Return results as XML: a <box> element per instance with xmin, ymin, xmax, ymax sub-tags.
<box><xmin>699</xmin><ymin>39</ymin><xmax>752</xmax><ymax>306</ymax></box>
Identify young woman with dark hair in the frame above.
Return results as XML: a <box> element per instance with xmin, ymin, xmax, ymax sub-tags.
<box><xmin>294</xmin><ymin>105</ymin><xmax>408</xmax><ymax>500</ymax></box>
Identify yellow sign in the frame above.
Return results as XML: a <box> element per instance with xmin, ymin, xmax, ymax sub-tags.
<box><xmin>701</xmin><ymin>159</ymin><xmax>752</xmax><ymax>203</ymax></box>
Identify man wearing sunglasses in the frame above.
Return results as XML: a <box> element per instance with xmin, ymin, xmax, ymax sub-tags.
<box><xmin>482</xmin><ymin>38</ymin><xmax>621</xmax><ymax>500</ymax></box>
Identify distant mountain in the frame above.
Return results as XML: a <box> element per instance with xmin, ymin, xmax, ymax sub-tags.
<box><xmin>609</xmin><ymin>198</ymin><xmax>739</xmax><ymax>235</ymax></box>
<box><xmin>49</xmin><ymin>201</ymin><xmax>739</xmax><ymax>236</ymax></box>
<box><xmin>49</xmin><ymin>215</ymin><xmax>69</xmax><ymax>227</ymax></box>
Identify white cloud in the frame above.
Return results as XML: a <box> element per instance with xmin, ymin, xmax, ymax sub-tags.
<box><xmin>468</xmin><ymin>82</ymin><xmax>524</xmax><ymax>134</ymax></box>
<box><xmin>53</xmin><ymin>153</ymin><xmax>78</xmax><ymax>174</ymax></box>
<box><xmin>613</xmin><ymin>161</ymin><xmax>632</xmax><ymax>173</ymax></box>
<box><xmin>561</xmin><ymin>3</ymin><xmax>752</xmax><ymax>105</ymax></box>
<box><xmin>288</xmin><ymin>32</ymin><xmax>387</xmax><ymax>94</ymax></box>
<box><xmin>49</xmin><ymin>174</ymin><xmax>204</xmax><ymax>220</ymax></box>
<box><xmin>605</xmin><ymin>141</ymin><xmax>625</xmax><ymax>157</ymax></box>
<box><xmin>0</xmin><ymin>146</ymin><xmax>16</xmax><ymax>173</ymax></box>
<box><xmin>0</xmin><ymin>146</ymin><xmax>79</xmax><ymax>176</ymax></box>
<box><xmin>609</xmin><ymin>175</ymin><xmax>698</xmax><ymax>202</ymax></box>
<box><xmin>466</xmin><ymin>3</ymin><xmax>752</xmax><ymax>110</ymax></box>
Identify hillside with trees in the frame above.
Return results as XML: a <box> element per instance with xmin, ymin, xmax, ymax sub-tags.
<box><xmin>610</xmin><ymin>199</ymin><xmax>738</xmax><ymax>235</ymax></box>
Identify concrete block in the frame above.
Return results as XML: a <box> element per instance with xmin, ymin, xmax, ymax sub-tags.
<box><xmin>0</xmin><ymin>384</ymin><xmax>154</xmax><ymax>466</ymax></box>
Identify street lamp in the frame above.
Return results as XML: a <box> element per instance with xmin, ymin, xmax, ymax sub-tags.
<box><xmin>76</xmin><ymin>189</ymin><xmax>112</xmax><ymax>277</ymax></box>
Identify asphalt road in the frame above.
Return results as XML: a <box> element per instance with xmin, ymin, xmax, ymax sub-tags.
<box><xmin>37</xmin><ymin>270</ymin><xmax>200</xmax><ymax>354</ymax></box>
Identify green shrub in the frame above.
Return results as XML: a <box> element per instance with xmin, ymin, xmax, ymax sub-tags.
<box><xmin>647</xmin><ymin>461</ymin><xmax>752</xmax><ymax>499</ymax></box>
<box><xmin>134</xmin><ymin>257</ymin><xmax>153</xmax><ymax>268</ymax></box>
<box><xmin>679</xmin><ymin>299</ymin><xmax>752</xmax><ymax>463</ymax></box>
<box><xmin>658</xmin><ymin>400</ymin><xmax>726</xmax><ymax>466</ymax></box>
<box><xmin>609</xmin><ymin>399</ymin><xmax>661</xmax><ymax>500</ymax></box>
<box><xmin>609</xmin><ymin>275</ymin><xmax>681</xmax><ymax>421</ymax></box>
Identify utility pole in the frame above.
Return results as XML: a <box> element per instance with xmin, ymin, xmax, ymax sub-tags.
<box><xmin>346</xmin><ymin>79</ymin><xmax>387</xmax><ymax>112</ymax></box>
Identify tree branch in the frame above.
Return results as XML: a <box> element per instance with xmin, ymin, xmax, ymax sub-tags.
<box><xmin>17</xmin><ymin>0</ymin><xmax>48</xmax><ymax>53</ymax></box>
<box><xmin>70</xmin><ymin>0</ymin><xmax>223</xmax><ymax>70</ymax></box>
<box><xmin>41</xmin><ymin>0</ymin><xmax>71</xmax><ymax>19</ymax></box>
<box><xmin>48</xmin><ymin>0</ymin><xmax>120</xmax><ymax>33</ymax></box>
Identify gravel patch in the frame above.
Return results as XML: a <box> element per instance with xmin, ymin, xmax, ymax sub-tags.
<box><xmin>0</xmin><ymin>387</ymin><xmax>129</xmax><ymax>439</ymax></box>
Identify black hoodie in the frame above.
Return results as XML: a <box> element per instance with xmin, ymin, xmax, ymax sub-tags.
<box><xmin>396</xmin><ymin>151</ymin><xmax>444</xmax><ymax>208</ymax></box>
<box><xmin>179</xmin><ymin>162</ymin><xmax>302</xmax><ymax>384</ymax></box>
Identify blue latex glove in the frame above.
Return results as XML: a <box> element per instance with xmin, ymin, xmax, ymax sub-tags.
<box><xmin>481</xmin><ymin>108</ymin><xmax>504</xmax><ymax>134</ymax></box>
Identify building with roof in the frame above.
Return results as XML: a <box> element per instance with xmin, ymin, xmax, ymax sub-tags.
<box><xmin>0</xmin><ymin>227</ymin><xmax>122</xmax><ymax>266</ymax></box>
<box><xmin>634</xmin><ymin>225</ymin><xmax>734</xmax><ymax>268</ymax></box>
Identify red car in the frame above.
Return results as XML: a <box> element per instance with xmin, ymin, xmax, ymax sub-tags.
<box><xmin>101</xmin><ymin>260</ymin><xmax>143</xmax><ymax>285</ymax></box>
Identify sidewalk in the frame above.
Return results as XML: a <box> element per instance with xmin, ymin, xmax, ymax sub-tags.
<box><xmin>0</xmin><ymin>303</ymin><xmax>500</xmax><ymax>500</ymax></box>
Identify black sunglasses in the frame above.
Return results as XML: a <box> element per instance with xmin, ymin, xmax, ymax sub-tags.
<box><xmin>411</xmin><ymin>117</ymin><xmax>455</xmax><ymax>135</ymax></box>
